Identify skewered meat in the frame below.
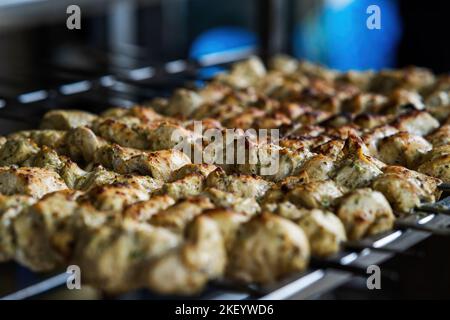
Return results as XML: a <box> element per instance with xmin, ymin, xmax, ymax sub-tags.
<box><xmin>0</xmin><ymin>195</ymin><xmax>36</xmax><ymax>262</ymax></box>
<box><xmin>204</xmin><ymin>188</ymin><xmax>260</xmax><ymax>216</ymax></box>
<box><xmin>393</xmin><ymin>111</ymin><xmax>439</xmax><ymax>136</ymax></box>
<box><xmin>125</xmin><ymin>149</ymin><xmax>191</xmax><ymax>181</ymax></box>
<box><xmin>170</xmin><ymin>163</ymin><xmax>218</xmax><ymax>181</ymax></box>
<box><xmin>80</xmin><ymin>184</ymin><xmax>150</xmax><ymax>212</ymax></box>
<box><xmin>149</xmin><ymin>196</ymin><xmax>214</xmax><ymax>233</ymax></box>
<box><xmin>377</xmin><ymin>132</ymin><xmax>432</xmax><ymax>168</ymax></box>
<box><xmin>205</xmin><ymin>168</ymin><xmax>272</xmax><ymax>199</ymax></box>
<box><xmin>336</xmin><ymin>188</ymin><xmax>395</xmax><ymax>240</ymax></box>
<box><xmin>0</xmin><ymin>167</ymin><xmax>67</xmax><ymax>198</ymax></box>
<box><xmin>0</xmin><ymin>138</ymin><xmax>39</xmax><ymax>166</ymax></box>
<box><xmin>146</xmin><ymin>215</ymin><xmax>226</xmax><ymax>295</ymax></box>
<box><xmin>417</xmin><ymin>146</ymin><xmax>450</xmax><ymax>183</ymax></box>
<box><xmin>372</xmin><ymin>166</ymin><xmax>442</xmax><ymax>214</ymax></box>
<box><xmin>8</xmin><ymin>130</ymin><xmax>67</xmax><ymax>151</ymax></box>
<box><xmin>75</xmin><ymin>218</ymin><xmax>181</xmax><ymax>294</ymax></box>
<box><xmin>123</xmin><ymin>195</ymin><xmax>176</xmax><ymax>222</ymax></box>
<box><xmin>287</xmin><ymin>180</ymin><xmax>344</xmax><ymax>210</ymax></box>
<box><xmin>426</xmin><ymin>125</ymin><xmax>450</xmax><ymax>147</ymax></box>
<box><xmin>2</xmin><ymin>55</ymin><xmax>450</xmax><ymax>296</ymax></box>
<box><xmin>40</xmin><ymin>110</ymin><xmax>97</xmax><ymax>130</ymax></box>
<box><xmin>14</xmin><ymin>190</ymin><xmax>82</xmax><ymax>271</ymax></box>
<box><xmin>362</xmin><ymin>125</ymin><xmax>398</xmax><ymax>156</ymax></box>
<box><xmin>331</xmin><ymin>149</ymin><xmax>383</xmax><ymax>189</ymax></box>
<box><xmin>296</xmin><ymin>154</ymin><xmax>335</xmax><ymax>182</ymax></box>
<box><xmin>227</xmin><ymin>213</ymin><xmax>310</xmax><ymax>284</ymax></box>
<box><xmin>216</xmin><ymin>56</ymin><xmax>266</xmax><ymax>89</ymax></box>
<box><xmin>159</xmin><ymin>172</ymin><xmax>205</xmax><ymax>199</ymax></box>
<box><xmin>202</xmin><ymin>208</ymin><xmax>249</xmax><ymax>252</ymax></box>
<box><xmin>296</xmin><ymin>209</ymin><xmax>347</xmax><ymax>256</ymax></box>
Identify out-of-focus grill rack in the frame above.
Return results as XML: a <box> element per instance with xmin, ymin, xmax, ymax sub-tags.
<box><xmin>1</xmin><ymin>50</ymin><xmax>450</xmax><ymax>299</ymax></box>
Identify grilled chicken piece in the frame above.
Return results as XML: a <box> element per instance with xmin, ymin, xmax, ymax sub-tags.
<box><xmin>337</xmin><ymin>188</ymin><xmax>395</xmax><ymax>240</ymax></box>
<box><xmin>287</xmin><ymin>180</ymin><xmax>344</xmax><ymax>210</ymax></box>
<box><xmin>8</xmin><ymin>130</ymin><xmax>67</xmax><ymax>152</ymax></box>
<box><xmin>92</xmin><ymin>118</ymin><xmax>151</xmax><ymax>150</ymax></box>
<box><xmin>331</xmin><ymin>147</ymin><xmax>384</xmax><ymax>189</ymax></box>
<box><xmin>382</xmin><ymin>89</ymin><xmax>425</xmax><ymax>114</ymax></box>
<box><xmin>0</xmin><ymin>195</ymin><xmax>36</xmax><ymax>262</ymax></box>
<box><xmin>146</xmin><ymin>215</ymin><xmax>226</xmax><ymax>295</ymax></box>
<box><xmin>0</xmin><ymin>136</ymin><xmax>6</xmax><ymax>148</ymax></box>
<box><xmin>114</xmin><ymin>174</ymin><xmax>163</xmax><ymax>193</ymax></box>
<box><xmin>202</xmin><ymin>208</ymin><xmax>249</xmax><ymax>252</ymax></box>
<box><xmin>313</xmin><ymin>139</ymin><xmax>345</xmax><ymax>161</ymax></box>
<box><xmin>0</xmin><ymin>167</ymin><xmax>67</xmax><ymax>198</ymax></box>
<box><xmin>0</xmin><ymin>138</ymin><xmax>40</xmax><ymax>166</ymax></box>
<box><xmin>354</xmin><ymin>113</ymin><xmax>391</xmax><ymax>129</ymax></box>
<box><xmin>205</xmin><ymin>168</ymin><xmax>272</xmax><ymax>199</ymax></box>
<box><xmin>341</xmin><ymin>93</ymin><xmax>388</xmax><ymax>114</ymax></box>
<box><xmin>65</xmin><ymin>127</ymin><xmax>107</xmax><ymax>163</ymax></box>
<box><xmin>393</xmin><ymin>111</ymin><xmax>439</xmax><ymax>136</ymax></box>
<box><xmin>384</xmin><ymin>166</ymin><xmax>442</xmax><ymax>199</ymax></box>
<box><xmin>259</xmin><ymin>175</ymin><xmax>309</xmax><ymax>211</ymax></box>
<box><xmin>40</xmin><ymin>110</ymin><xmax>97</xmax><ymax>130</ymax></box>
<box><xmin>165</xmin><ymin>89</ymin><xmax>204</xmax><ymax>117</ymax></box>
<box><xmin>159</xmin><ymin>173</ymin><xmax>205</xmax><ymax>200</ymax></box>
<box><xmin>126</xmin><ymin>149</ymin><xmax>191</xmax><ymax>181</ymax></box>
<box><xmin>362</xmin><ymin>125</ymin><xmax>398</xmax><ymax>156</ymax></box>
<box><xmin>101</xmin><ymin>106</ymin><xmax>165</xmax><ymax>124</ymax></box>
<box><xmin>426</xmin><ymin>125</ymin><xmax>450</xmax><ymax>147</ymax></box>
<box><xmin>76</xmin><ymin>165</ymin><xmax>118</xmax><ymax>190</ymax></box>
<box><xmin>236</xmin><ymin>142</ymin><xmax>313</xmax><ymax>181</ymax></box>
<box><xmin>146</xmin><ymin>122</ymin><xmax>197</xmax><ymax>151</ymax></box>
<box><xmin>296</xmin><ymin>209</ymin><xmax>347</xmax><ymax>257</ymax></box>
<box><xmin>192</xmin><ymin>103</ymin><xmax>244</xmax><ymax>122</ymax></box>
<box><xmin>74</xmin><ymin>219</ymin><xmax>181</xmax><ymax>294</ymax></box>
<box><xmin>269</xmin><ymin>54</ymin><xmax>299</xmax><ymax>74</ymax></box>
<box><xmin>170</xmin><ymin>163</ymin><xmax>218</xmax><ymax>181</ymax></box>
<box><xmin>197</xmin><ymin>81</ymin><xmax>232</xmax><ymax>104</ymax></box>
<box><xmin>123</xmin><ymin>195</ymin><xmax>176</xmax><ymax>222</ymax></box>
<box><xmin>417</xmin><ymin>146</ymin><xmax>450</xmax><ymax>183</ymax></box>
<box><xmin>149</xmin><ymin>197</ymin><xmax>214</xmax><ymax>233</ymax></box>
<box><xmin>80</xmin><ymin>184</ymin><xmax>150</xmax><ymax>212</ymax></box>
<box><xmin>372</xmin><ymin>166</ymin><xmax>442</xmax><ymax>214</ymax></box>
<box><xmin>223</xmin><ymin>108</ymin><xmax>266</xmax><ymax>130</ymax></box>
<box><xmin>377</xmin><ymin>132</ymin><xmax>432</xmax><ymax>168</ymax></box>
<box><xmin>419</xmin><ymin>156</ymin><xmax>450</xmax><ymax>183</ymax></box>
<box><xmin>204</xmin><ymin>188</ymin><xmax>260</xmax><ymax>216</ymax></box>
<box><xmin>14</xmin><ymin>190</ymin><xmax>82</xmax><ymax>271</ymax></box>
<box><xmin>296</xmin><ymin>154</ymin><xmax>335</xmax><ymax>182</ymax></box>
<box><xmin>94</xmin><ymin>143</ymin><xmax>141</xmax><ymax>173</ymax></box>
<box><xmin>19</xmin><ymin>146</ymin><xmax>87</xmax><ymax>189</ymax></box>
<box><xmin>216</xmin><ymin>56</ymin><xmax>266</xmax><ymax>89</ymax></box>
<box><xmin>227</xmin><ymin>213</ymin><xmax>309</xmax><ymax>284</ymax></box>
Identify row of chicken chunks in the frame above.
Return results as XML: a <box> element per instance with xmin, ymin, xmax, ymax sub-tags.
<box><xmin>0</xmin><ymin>55</ymin><xmax>449</xmax><ymax>296</ymax></box>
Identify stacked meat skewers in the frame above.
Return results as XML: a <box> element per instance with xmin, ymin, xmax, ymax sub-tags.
<box><xmin>0</xmin><ymin>55</ymin><xmax>449</xmax><ymax>295</ymax></box>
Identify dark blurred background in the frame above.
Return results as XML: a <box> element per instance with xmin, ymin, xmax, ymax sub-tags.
<box><xmin>0</xmin><ymin>0</ymin><xmax>448</xmax><ymax>94</ymax></box>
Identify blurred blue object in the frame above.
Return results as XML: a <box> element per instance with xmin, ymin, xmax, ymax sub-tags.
<box><xmin>190</xmin><ymin>27</ymin><xmax>257</xmax><ymax>78</ymax></box>
<box><xmin>293</xmin><ymin>0</ymin><xmax>402</xmax><ymax>70</ymax></box>
<box><xmin>190</xmin><ymin>26</ymin><xmax>258</xmax><ymax>59</ymax></box>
